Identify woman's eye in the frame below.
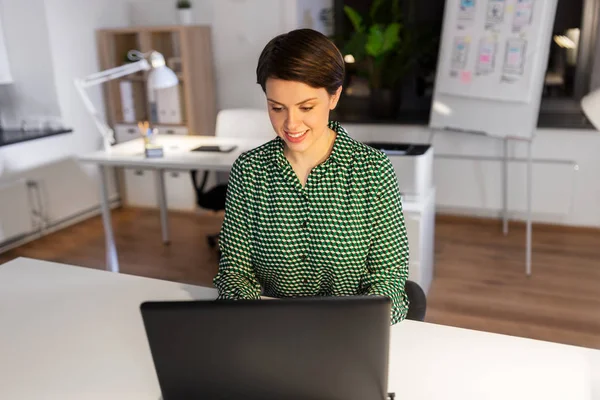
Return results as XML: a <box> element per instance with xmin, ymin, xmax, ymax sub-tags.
<box><xmin>271</xmin><ymin>107</ymin><xmax>283</xmax><ymax>112</ymax></box>
<box><xmin>300</xmin><ymin>107</ymin><xmax>313</xmax><ymax>112</ymax></box>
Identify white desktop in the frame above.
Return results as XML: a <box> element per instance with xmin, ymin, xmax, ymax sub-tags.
<box><xmin>0</xmin><ymin>257</ymin><xmax>597</xmax><ymax>400</ymax></box>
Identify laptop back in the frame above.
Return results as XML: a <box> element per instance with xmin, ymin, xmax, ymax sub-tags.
<box><xmin>140</xmin><ymin>296</ymin><xmax>391</xmax><ymax>400</ymax></box>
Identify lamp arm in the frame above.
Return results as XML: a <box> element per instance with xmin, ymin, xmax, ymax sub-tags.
<box><xmin>79</xmin><ymin>59</ymin><xmax>150</xmax><ymax>88</ymax></box>
<box><xmin>74</xmin><ymin>78</ymin><xmax>116</xmax><ymax>151</ymax></box>
<box><xmin>74</xmin><ymin>59</ymin><xmax>151</xmax><ymax>152</ymax></box>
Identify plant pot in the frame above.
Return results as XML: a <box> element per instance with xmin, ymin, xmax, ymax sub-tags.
<box><xmin>178</xmin><ymin>9</ymin><xmax>193</xmax><ymax>25</ymax></box>
<box><xmin>369</xmin><ymin>88</ymin><xmax>396</xmax><ymax>120</ymax></box>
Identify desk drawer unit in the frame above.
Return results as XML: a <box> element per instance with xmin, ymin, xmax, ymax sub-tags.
<box><xmin>123</xmin><ymin>169</ymin><xmax>197</xmax><ymax>211</ymax></box>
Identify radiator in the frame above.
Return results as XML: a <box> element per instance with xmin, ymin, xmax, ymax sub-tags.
<box><xmin>0</xmin><ymin>179</ymin><xmax>34</xmax><ymax>243</ymax></box>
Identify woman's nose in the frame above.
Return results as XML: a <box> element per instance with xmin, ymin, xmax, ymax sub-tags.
<box><xmin>285</xmin><ymin>110</ymin><xmax>302</xmax><ymax>131</ymax></box>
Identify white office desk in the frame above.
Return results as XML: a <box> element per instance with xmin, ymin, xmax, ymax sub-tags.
<box><xmin>78</xmin><ymin>135</ymin><xmax>266</xmax><ymax>273</ymax></box>
<box><xmin>1</xmin><ymin>257</ymin><xmax>597</xmax><ymax>400</ymax></box>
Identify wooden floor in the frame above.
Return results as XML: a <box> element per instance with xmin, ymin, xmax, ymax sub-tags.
<box><xmin>1</xmin><ymin>208</ymin><xmax>599</xmax><ymax>350</ymax></box>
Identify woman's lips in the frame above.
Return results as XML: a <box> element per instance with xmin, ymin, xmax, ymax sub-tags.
<box><xmin>284</xmin><ymin>129</ymin><xmax>308</xmax><ymax>143</ymax></box>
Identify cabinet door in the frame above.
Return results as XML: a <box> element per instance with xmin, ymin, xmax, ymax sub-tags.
<box><xmin>155</xmin><ymin>125</ymin><xmax>188</xmax><ymax>135</ymax></box>
<box><xmin>165</xmin><ymin>170</ymin><xmax>196</xmax><ymax>211</ymax></box>
<box><xmin>114</xmin><ymin>124</ymin><xmax>139</xmax><ymax>144</ymax></box>
<box><xmin>123</xmin><ymin>169</ymin><xmax>157</xmax><ymax>208</ymax></box>
<box><xmin>0</xmin><ymin>14</ymin><xmax>13</xmax><ymax>84</ymax></box>
<box><xmin>123</xmin><ymin>169</ymin><xmax>198</xmax><ymax>211</ymax></box>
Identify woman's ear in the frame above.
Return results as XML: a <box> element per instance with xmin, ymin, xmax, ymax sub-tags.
<box><xmin>329</xmin><ymin>86</ymin><xmax>343</xmax><ymax>110</ymax></box>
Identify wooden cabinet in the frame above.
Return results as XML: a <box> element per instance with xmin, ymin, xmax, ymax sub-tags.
<box><xmin>0</xmin><ymin>13</ymin><xmax>13</xmax><ymax>84</ymax></box>
<box><xmin>97</xmin><ymin>25</ymin><xmax>216</xmax><ymax>136</ymax></box>
<box><xmin>96</xmin><ymin>25</ymin><xmax>217</xmax><ymax>210</ymax></box>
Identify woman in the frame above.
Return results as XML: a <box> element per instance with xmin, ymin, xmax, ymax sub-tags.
<box><xmin>213</xmin><ymin>28</ymin><xmax>410</xmax><ymax>324</ymax></box>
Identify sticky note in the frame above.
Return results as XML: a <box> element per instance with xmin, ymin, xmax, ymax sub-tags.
<box><xmin>507</xmin><ymin>4</ymin><xmax>514</xmax><ymax>13</ymax></box>
<box><xmin>460</xmin><ymin>71</ymin><xmax>473</xmax><ymax>84</ymax></box>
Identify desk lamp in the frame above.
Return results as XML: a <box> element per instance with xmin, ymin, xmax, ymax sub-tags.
<box><xmin>74</xmin><ymin>50</ymin><xmax>179</xmax><ymax>152</ymax></box>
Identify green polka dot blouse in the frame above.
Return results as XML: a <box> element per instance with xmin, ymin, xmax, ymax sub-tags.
<box><xmin>213</xmin><ymin>121</ymin><xmax>410</xmax><ymax>324</ymax></box>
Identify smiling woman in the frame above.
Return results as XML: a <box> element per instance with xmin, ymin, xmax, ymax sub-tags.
<box><xmin>213</xmin><ymin>28</ymin><xmax>411</xmax><ymax>325</ymax></box>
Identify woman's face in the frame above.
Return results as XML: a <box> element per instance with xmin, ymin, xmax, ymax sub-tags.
<box><xmin>265</xmin><ymin>78</ymin><xmax>341</xmax><ymax>155</ymax></box>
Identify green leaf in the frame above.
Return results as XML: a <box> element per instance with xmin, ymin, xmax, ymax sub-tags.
<box><xmin>343</xmin><ymin>6</ymin><xmax>364</xmax><ymax>33</ymax></box>
<box><xmin>365</xmin><ymin>23</ymin><xmax>400</xmax><ymax>58</ymax></box>
<box><xmin>365</xmin><ymin>25</ymin><xmax>385</xmax><ymax>57</ymax></box>
<box><xmin>369</xmin><ymin>0</ymin><xmax>385</xmax><ymax>21</ymax></box>
<box><xmin>381</xmin><ymin>23</ymin><xmax>401</xmax><ymax>53</ymax></box>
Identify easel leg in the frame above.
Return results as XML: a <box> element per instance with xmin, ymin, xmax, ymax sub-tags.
<box><xmin>503</xmin><ymin>138</ymin><xmax>509</xmax><ymax>235</ymax></box>
<box><xmin>526</xmin><ymin>140</ymin><xmax>533</xmax><ymax>276</ymax></box>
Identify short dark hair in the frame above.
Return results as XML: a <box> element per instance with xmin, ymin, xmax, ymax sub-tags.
<box><xmin>256</xmin><ymin>29</ymin><xmax>345</xmax><ymax>96</ymax></box>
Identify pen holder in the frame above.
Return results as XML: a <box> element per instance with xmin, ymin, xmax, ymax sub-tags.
<box><xmin>143</xmin><ymin>127</ymin><xmax>164</xmax><ymax>158</ymax></box>
<box><xmin>144</xmin><ymin>143</ymin><xmax>164</xmax><ymax>158</ymax></box>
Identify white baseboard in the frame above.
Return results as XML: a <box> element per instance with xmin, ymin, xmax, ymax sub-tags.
<box><xmin>435</xmin><ymin>205</ymin><xmax>579</xmax><ymax>227</ymax></box>
<box><xmin>0</xmin><ymin>196</ymin><xmax>121</xmax><ymax>254</ymax></box>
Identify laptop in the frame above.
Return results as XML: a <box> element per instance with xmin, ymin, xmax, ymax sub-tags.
<box><xmin>140</xmin><ymin>296</ymin><xmax>391</xmax><ymax>400</ymax></box>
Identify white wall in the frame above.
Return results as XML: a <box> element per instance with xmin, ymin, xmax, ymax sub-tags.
<box><xmin>211</xmin><ymin>0</ymin><xmax>298</xmax><ymax>110</ymax></box>
<box><xmin>0</xmin><ymin>0</ymin><xmax>61</xmax><ymax>125</ymax></box>
<box><xmin>0</xmin><ymin>0</ymin><xmax>129</xmax><ymax>228</ymax></box>
<box><xmin>128</xmin><ymin>0</ymin><xmax>213</xmax><ymax>27</ymax></box>
<box><xmin>296</xmin><ymin>0</ymin><xmax>333</xmax><ymax>35</ymax></box>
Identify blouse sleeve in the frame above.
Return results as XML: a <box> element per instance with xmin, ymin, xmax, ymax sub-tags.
<box><xmin>361</xmin><ymin>156</ymin><xmax>410</xmax><ymax>324</ymax></box>
<box><xmin>213</xmin><ymin>155</ymin><xmax>262</xmax><ymax>300</ymax></box>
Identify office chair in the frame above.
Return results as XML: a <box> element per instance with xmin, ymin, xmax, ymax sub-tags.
<box><xmin>405</xmin><ymin>280</ymin><xmax>427</xmax><ymax>321</ymax></box>
<box><xmin>191</xmin><ymin>108</ymin><xmax>274</xmax><ymax>249</ymax></box>
<box><xmin>190</xmin><ymin>169</ymin><xmax>227</xmax><ymax>247</ymax></box>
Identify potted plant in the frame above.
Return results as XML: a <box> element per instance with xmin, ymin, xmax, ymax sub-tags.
<box><xmin>176</xmin><ymin>0</ymin><xmax>192</xmax><ymax>25</ymax></box>
<box><xmin>342</xmin><ymin>0</ymin><xmax>433</xmax><ymax>119</ymax></box>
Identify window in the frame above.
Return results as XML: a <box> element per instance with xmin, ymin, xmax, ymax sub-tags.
<box><xmin>332</xmin><ymin>0</ymin><xmax>599</xmax><ymax>129</ymax></box>
<box><xmin>332</xmin><ymin>0</ymin><xmax>445</xmax><ymax>124</ymax></box>
<box><xmin>538</xmin><ymin>0</ymin><xmax>599</xmax><ymax>128</ymax></box>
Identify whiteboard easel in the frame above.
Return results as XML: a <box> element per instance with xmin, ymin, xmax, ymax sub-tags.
<box><xmin>429</xmin><ymin>0</ymin><xmax>559</xmax><ymax>275</ymax></box>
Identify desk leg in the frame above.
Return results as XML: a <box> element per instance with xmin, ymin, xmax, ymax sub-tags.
<box><xmin>154</xmin><ymin>169</ymin><xmax>170</xmax><ymax>244</ymax></box>
<box><xmin>502</xmin><ymin>138</ymin><xmax>509</xmax><ymax>236</ymax></box>
<box><xmin>98</xmin><ymin>165</ymin><xmax>119</xmax><ymax>273</ymax></box>
<box><xmin>526</xmin><ymin>141</ymin><xmax>533</xmax><ymax>276</ymax></box>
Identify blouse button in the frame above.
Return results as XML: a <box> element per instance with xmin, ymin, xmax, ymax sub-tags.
<box><xmin>302</xmin><ymin>219</ymin><xmax>308</xmax><ymax>228</ymax></box>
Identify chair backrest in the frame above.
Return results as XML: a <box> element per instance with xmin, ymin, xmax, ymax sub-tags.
<box><xmin>405</xmin><ymin>280</ymin><xmax>427</xmax><ymax>321</ymax></box>
<box><xmin>215</xmin><ymin>108</ymin><xmax>274</xmax><ymax>140</ymax></box>
<box><xmin>209</xmin><ymin>108</ymin><xmax>274</xmax><ymax>188</ymax></box>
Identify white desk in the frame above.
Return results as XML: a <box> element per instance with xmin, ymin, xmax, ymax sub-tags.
<box><xmin>1</xmin><ymin>257</ymin><xmax>597</xmax><ymax>400</ymax></box>
<box><xmin>78</xmin><ymin>135</ymin><xmax>265</xmax><ymax>273</ymax></box>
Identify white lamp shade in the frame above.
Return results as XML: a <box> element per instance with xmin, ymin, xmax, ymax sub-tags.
<box><xmin>581</xmin><ymin>88</ymin><xmax>600</xmax><ymax>131</ymax></box>
<box><xmin>148</xmin><ymin>66</ymin><xmax>179</xmax><ymax>90</ymax></box>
